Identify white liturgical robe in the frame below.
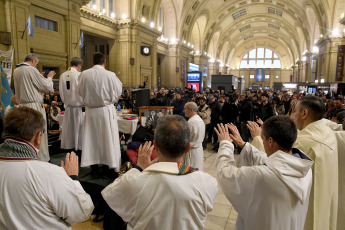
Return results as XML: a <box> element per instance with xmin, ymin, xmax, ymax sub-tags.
<box><xmin>0</xmin><ymin>159</ymin><xmax>94</xmax><ymax>229</ymax></box>
<box><xmin>102</xmin><ymin>162</ymin><xmax>218</xmax><ymax>230</ymax></box>
<box><xmin>13</xmin><ymin>62</ymin><xmax>53</xmax><ymax>162</ymax></box>
<box><xmin>59</xmin><ymin>67</ymin><xmax>84</xmax><ymax>150</ymax></box>
<box><xmin>216</xmin><ymin>140</ymin><xmax>313</xmax><ymax>230</ymax></box>
<box><xmin>78</xmin><ymin>65</ymin><xmax>122</xmax><ymax>170</ymax></box>
<box><xmin>293</xmin><ymin>119</ymin><xmax>338</xmax><ymax>230</ymax></box>
<box><xmin>184</xmin><ymin>114</ymin><xmax>205</xmax><ymax>170</ymax></box>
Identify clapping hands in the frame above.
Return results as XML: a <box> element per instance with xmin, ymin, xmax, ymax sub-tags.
<box><xmin>214</xmin><ymin>123</ymin><xmax>246</xmax><ymax>148</ymax></box>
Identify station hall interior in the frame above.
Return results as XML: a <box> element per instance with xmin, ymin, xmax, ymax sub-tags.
<box><xmin>0</xmin><ymin>0</ymin><xmax>345</xmax><ymax>91</ymax></box>
<box><xmin>1</xmin><ymin>1</ymin><xmax>345</xmax><ymax>230</ymax></box>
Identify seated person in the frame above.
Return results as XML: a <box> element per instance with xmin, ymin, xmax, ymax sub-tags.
<box><xmin>102</xmin><ymin>115</ymin><xmax>218</xmax><ymax>230</ymax></box>
<box><xmin>0</xmin><ymin>107</ymin><xmax>94</xmax><ymax>229</ymax></box>
<box><xmin>215</xmin><ymin>116</ymin><xmax>313</xmax><ymax>230</ymax></box>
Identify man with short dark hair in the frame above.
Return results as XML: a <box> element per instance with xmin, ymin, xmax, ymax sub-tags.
<box><xmin>102</xmin><ymin>115</ymin><xmax>218</xmax><ymax>230</ymax></box>
<box><xmin>13</xmin><ymin>53</ymin><xmax>56</xmax><ymax>162</ymax></box>
<box><xmin>78</xmin><ymin>52</ymin><xmax>122</xmax><ymax>177</ymax></box>
<box><xmin>183</xmin><ymin>102</ymin><xmax>205</xmax><ymax>170</ymax></box>
<box><xmin>326</xmin><ymin>97</ymin><xmax>344</xmax><ymax>120</ymax></box>
<box><xmin>293</xmin><ymin>96</ymin><xmax>339</xmax><ymax>230</ymax></box>
<box><xmin>59</xmin><ymin>57</ymin><xmax>84</xmax><ymax>151</ymax></box>
<box><xmin>0</xmin><ymin>107</ymin><xmax>94</xmax><ymax>229</ymax></box>
<box><xmin>259</xmin><ymin>92</ymin><xmax>275</xmax><ymax>121</ymax></box>
<box><xmin>215</xmin><ymin>116</ymin><xmax>313</xmax><ymax>230</ymax></box>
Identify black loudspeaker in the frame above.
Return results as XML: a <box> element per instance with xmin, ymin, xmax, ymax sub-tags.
<box><xmin>131</xmin><ymin>89</ymin><xmax>150</xmax><ymax>114</ymax></box>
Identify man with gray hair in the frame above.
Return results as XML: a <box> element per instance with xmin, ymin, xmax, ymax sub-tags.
<box><xmin>59</xmin><ymin>57</ymin><xmax>84</xmax><ymax>152</ymax></box>
<box><xmin>183</xmin><ymin>102</ymin><xmax>205</xmax><ymax>170</ymax></box>
<box><xmin>102</xmin><ymin>115</ymin><xmax>218</xmax><ymax>230</ymax></box>
<box><xmin>13</xmin><ymin>53</ymin><xmax>56</xmax><ymax>162</ymax></box>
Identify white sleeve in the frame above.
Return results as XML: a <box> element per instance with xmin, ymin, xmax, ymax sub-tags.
<box><xmin>101</xmin><ymin>168</ymin><xmax>142</xmax><ymax>222</ymax></box>
<box><xmin>30</xmin><ymin>67</ymin><xmax>54</xmax><ymax>92</ymax></box>
<box><xmin>34</xmin><ymin>165</ymin><xmax>94</xmax><ymax>224</ymax></box>
<box><xmin>250</xmin><ymin>136</ymin><xmax>265</xmax><ymax>152</ymax></box>
<box><xmin>59</xmin><ymin>76</ymin><xmax>65</xmax><ymax>103</ymax></box>
<box><xmin>215</xmin><ymin>140</ymin><xmax>258</xmax><ymax>216</ymax></box>
<box><xmin>237</xmin><ymin>142</ymin><xmax>267</xmax><ymax>167</ymax></box>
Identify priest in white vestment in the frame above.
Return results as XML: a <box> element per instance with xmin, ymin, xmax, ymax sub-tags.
<box><xmin>13</xmin><ymin>53</ymin><xmax>56</xmax><ymax>162</ymax></box>
<box><xmin>215</xmin><ymin>116</ymin><xmax>313</xmax><ymax>230</ymax></box>
<box><xmin>183</xmin><ymin>102</ymin><xmax>205</xmax><ymax>170</ymax></box>
<box><xmin>0</xmin><ymin>107</ymin><xmax>94</xmax><ymax>229</ymax></box>
<box><xmin>59</xmin><ymin>57</ymin><xmax>84</xmax><ymax>151</ymax></box>
<box><xmin>293</xmin><ymin>96</ymin><xmax>338</xmax><ymax>230</ymax></box>
<box><xmin>102</xmin><ymin>115</ymin><xmax>218</xmax><ymax>230</ymax></box>
<box><xmin>78</xmin><ymin>52</ymin><xmax>122</xmax><ymax>172</ymax></box>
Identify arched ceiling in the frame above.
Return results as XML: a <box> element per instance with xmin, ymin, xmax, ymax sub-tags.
<box><xmin>140</xmin><ymin>0</ymin><xmax>345</xmax><ymax>68</ymax></box>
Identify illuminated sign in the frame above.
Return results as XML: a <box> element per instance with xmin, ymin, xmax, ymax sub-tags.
<box><xmin>187</xmin><ymin>73</ymin><xmax>200</xmax><ymax>82</ymax></box>
<box><xmin>189</xmin><ymin>63</ymin><xmax>199</xmax><ymax>72</ymax></box>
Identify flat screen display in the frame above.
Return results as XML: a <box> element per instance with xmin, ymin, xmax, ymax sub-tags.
<box><xmin>187</xmin><ymin>83</ymin><xmax>200</xmax><ymax>92</ymax></box>
<box><xmin>187</xmin><ymin>73</ymin><xmax>200</xmax><ymax>82</ymax></box>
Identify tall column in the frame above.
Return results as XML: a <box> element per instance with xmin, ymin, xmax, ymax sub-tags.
<box><xmin>151</xmin><ymin>40</ymin><xmax>158</xmax><ymax>89</ymax></box>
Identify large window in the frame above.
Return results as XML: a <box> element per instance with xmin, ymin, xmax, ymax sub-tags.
<box><xmin>240</xmin><ymin>48</ymin><xmax>281</xmax><ymax>69</ymax></box>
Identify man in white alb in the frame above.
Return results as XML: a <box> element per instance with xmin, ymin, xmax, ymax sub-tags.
<box><xmin>78</xmin><ymin>52</ymin><xmax>122</xmax><ymax>176</ymax></box>
<box><xmin>0</xmin><ymin>107</ymin><xmax>94</xmax><ymax>229</ymax></box>
<box><xmin>102</xmin><ymin>115</ymin><xmax>218</xmax><ymax>230</ymax></box>
<box><xmin>215</xmin><ymin>116</ymin><xmax>313</xmax><ymax>230</ymax></box>
<box><xmin>183</xmin><ymin>102</ymin><xmax>205</xmax><ymax>170</ymax></box>
<box><xmin>13</xmin><ymin>53</ymin><xmax>56</xmax><ymax>162</ymax></box>
<box><xmin>59</xmin><ymin>57</ymin><xmax>84</xmax><ymax>151</ymax></box>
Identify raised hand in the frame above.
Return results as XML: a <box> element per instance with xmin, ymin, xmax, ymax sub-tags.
<box><xmin>137</xmin><ymin>141</ymin><xmax>158</xmax><ymax>170</ymax></box>
<box><xmin>226</xmin><ymin>123</ymin><xmax>246</xmax><ymax>148</ymax></box>
<box><xmin>247</xmin><ymin>121</ymin><xmax>262</xmax><ymax>138</ymax></box>
<box><xmin>256</xmin><ymin>118</ymin><xmax>264</xmax><ymax>126</ymax></box>
<box><xmin>61</xmin><ymin>152</ymin><xmax>79</xmax><ymax>176</ymax></box>
<box><xmin>214</xmin><ymin>123</ymin><xmax>232</xmax><ymax>142</ymax></box>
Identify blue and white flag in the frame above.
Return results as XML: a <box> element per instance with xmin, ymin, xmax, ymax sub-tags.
<box><xmin>80</xmin><ymin>30</ymin><xmax>84</xmax><ymax>48</ymax></box>
<box><xmin>0</xmin><ymin>64</ymin><xmax>13</xmax><ymax>117</ymax></box>
<box><xmin>26</xmin><ymin>14</ymin><xmax>34</xmax><ymax>38</ymax></box>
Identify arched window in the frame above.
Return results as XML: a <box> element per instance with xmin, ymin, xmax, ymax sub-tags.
<box><xmin>240</xmin><ymin>48</ymin><xmax>281</xmax><ymax>69</ymax></box>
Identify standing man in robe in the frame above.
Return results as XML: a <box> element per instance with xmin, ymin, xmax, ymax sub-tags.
<box><xmin>183</xmin><ymin>102</ymin><xmax>205</xmax><ymax>170</ymax></box>
<box><xmin>78</xmin><ymin>52</ymin><xmax>122</xmax><ymax>177</ymax></box>
<box><xmin>215</xmin><ymin>116</ymin><xmax>313</xmax><ymax>230</ymax></box>
<box><xmin>13</xmin><ymin>53</ymin><xmax>56</xmax><ymax>162</ymax></box>
<box><xmin>59</xmin><ymin>57</ymin><xmax>84</xmax><ymax>152</ymax></box>
<box><xmin>293</xmin><ymin>96</ymin><xmax>338</xmax><ymax>230</ymax></box>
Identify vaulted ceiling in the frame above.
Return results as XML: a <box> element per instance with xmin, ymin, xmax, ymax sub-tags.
<box><xmin>141</xmin><ymin>0</ymin><xmax>345</xmax><ymax>68</ymax></box>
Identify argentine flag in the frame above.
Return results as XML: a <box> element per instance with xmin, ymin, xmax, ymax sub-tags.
<box><xmin>80</xmin><ymin>30</ymin><xmax>84</xmax><ymax>48</ymax></box>
<box><xmin>26</xmin><ymin>14</ymin><xmax>34</xmax><ymax>38</ymax></box>
<box><xmin>0</xmin><ymin>64</ymin><xmax>13</xmax><ymax>117</ymax></box>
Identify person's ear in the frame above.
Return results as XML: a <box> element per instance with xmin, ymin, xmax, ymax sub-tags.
<box><xmin>153</xmin><ymin>140</ymin><xmax>159</xmax><ymax>152</ymax></box>
<box><xmin>33</xmin><ymin>131</ymin><xmax>42</xmax><ymax>147</ymax></box>
<box><xmin>184</xmin><ymin>143</ymin><xmax>191</xmax><ymax>154</ymax></box>
<box><xmin>301</xmin><ymin>109</ymin><xmax>309</xmax><ymax>120</ymax></box>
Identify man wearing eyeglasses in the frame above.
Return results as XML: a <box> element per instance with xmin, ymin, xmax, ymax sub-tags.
<box><xmin>0</xmin><ymin>107</ymin><xmax>94</xmax><ymax>229</ymax></box>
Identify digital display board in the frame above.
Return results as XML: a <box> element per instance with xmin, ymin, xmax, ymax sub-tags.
<box><xmin>187</xmin><ymin>72</ymin><xmax>200</xmax><ymax>82</ymax></box>
<box><xmin>187</xmin><ymin>83</ymin><xmax>200</xmax><ymax>92</ymax></box>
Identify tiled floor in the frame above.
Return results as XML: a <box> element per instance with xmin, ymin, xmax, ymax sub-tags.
<box><xmin>72</xmin><ymin>144</ymin><xmax>238</xmax><ymax>230</ymax></box>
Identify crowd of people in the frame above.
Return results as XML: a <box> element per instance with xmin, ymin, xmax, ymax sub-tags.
<box><xmin>0</xmin><ymin>51</ymin><xmax>344</xmax><ymax>230</ymax></box>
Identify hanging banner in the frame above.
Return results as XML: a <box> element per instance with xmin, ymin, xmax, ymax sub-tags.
<box><xmin>0</xmin><ymin>49</ymin><xmax>14</xmax><ymax>84</ymax></box>
<box><xmin>256</xmin><ymin>68</ymin><xmax>264</xmax><ymax>82</ymax></box>
<box><xmin>181</xmin><ymin>60</ymin><xmax>185</xmax><ymax>82</ymax></box>
<box><xmin>335</xmin><ymin>45</ymin><xmax>345</xmax><ymax>81</ymax></box>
